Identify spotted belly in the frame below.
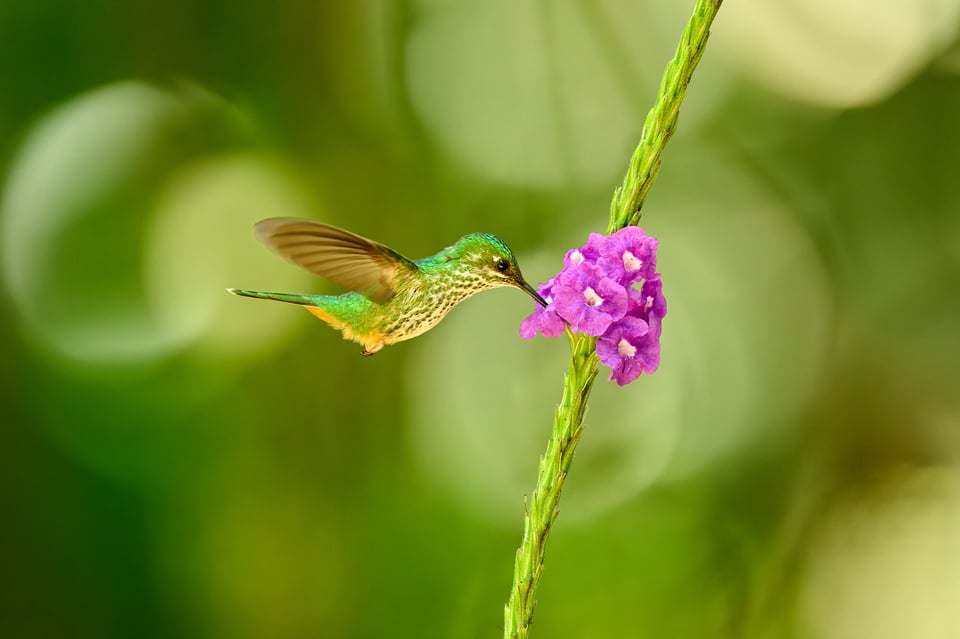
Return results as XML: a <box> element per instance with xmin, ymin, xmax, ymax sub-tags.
<box><xmin>306</xmin><ymin>273</ymin><xmax>500</xmax><ymax>355</ymax></box>
<box><xmin>379</xmin><ymin>288</ymin><xmax>478</xmax><ymax>344</ymax></box>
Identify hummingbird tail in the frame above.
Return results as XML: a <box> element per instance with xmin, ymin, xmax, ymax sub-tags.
<box><xmin>227</xmin><ymin>288</ymin><xmax>386</xmax><ymax>354</ymax></box>
<box><xmin>226</xmin><ymin>288</ymin><xmax>318</xmax><ymax>307</ymax></box>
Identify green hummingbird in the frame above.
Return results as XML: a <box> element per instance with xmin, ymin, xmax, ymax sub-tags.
<box><xmin>228</xmin><ymin>218</ymin><xmax>546</xmax><ymax>355</ymax></box>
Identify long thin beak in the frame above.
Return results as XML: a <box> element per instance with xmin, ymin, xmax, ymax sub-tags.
<box><xmin>518</xmin><ymin>279</ymin><xmax>547</xmax><ymax>307</ymax></box>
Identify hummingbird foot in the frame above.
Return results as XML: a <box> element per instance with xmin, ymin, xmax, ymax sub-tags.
<box><xmin>360</xmin><ymin>340</ymin><xmax>385</xmax><ymax>356</ymax></box>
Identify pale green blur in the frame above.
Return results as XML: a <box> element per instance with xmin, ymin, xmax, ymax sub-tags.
<box><xmin>2</xmin><ymin>1</ymin><xmax>960</xmax><ymax>638</ymax></box>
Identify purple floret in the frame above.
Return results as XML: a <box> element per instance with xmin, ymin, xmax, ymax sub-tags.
<box><xmin>597</xmin><ymin>226</ymin><xmax>658</xmax><ymax>285</ymax></box>
<box><xmin>596</xmin><ymin>315</ymin><xmax>660</xmax><ymax>386</ymax></box>
<box><xmin>552</xmin><ymin>263</ymin><xmax>628</xmax><ymax>336</ymax></box>
<box><xmin>519</xmin><ymin>279</ymin><xmax>566</xmax><ymax>338</ymax></box>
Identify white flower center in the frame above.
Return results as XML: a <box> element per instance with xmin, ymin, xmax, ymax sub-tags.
<box><xmin>622</xmin><ymin>250</ymin><xmax>642</xmax><ymax>272</ymax></box>
<box><xmin>644</xmin><ymin>295</ymin><xmax>654</xmax><ymax>311</ymax></box>
<box><xmin>583</xmin><ymin>286</ymin><xmax>603</xmax><ymax>307</ymax></box>
<box><xmin>617</xmin><ymin>338</ymin><xmax>637</xmax><ymax>358</ymax></box>
<box><xmin>570</xmin><ymin>250</ymin><xmax>584</xmax><ymax>266</ymax></box>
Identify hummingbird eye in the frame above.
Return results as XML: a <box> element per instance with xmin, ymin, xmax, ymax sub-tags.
<box><xmin>495</xmin><ymin>257</ymin><xmax>509</xmax><ymax>273</ymax></box>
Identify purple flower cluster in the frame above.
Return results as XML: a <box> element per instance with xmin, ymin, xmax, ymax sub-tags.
<box><xmin>520</xmin><ymin>227</ymin><xmax>666</xmax><ymax>386</ymax></box>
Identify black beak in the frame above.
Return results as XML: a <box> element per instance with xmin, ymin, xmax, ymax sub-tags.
<box><xmin>518</xmin><ymin>278</ymin><xmax>547</xmax><ymax>307</ymax></box>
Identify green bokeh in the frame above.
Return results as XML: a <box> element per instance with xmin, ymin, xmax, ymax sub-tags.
<box><xmin>3</xmin><ymin>2</ymin><xmax>960</xmax><ymax>638</ymax></box>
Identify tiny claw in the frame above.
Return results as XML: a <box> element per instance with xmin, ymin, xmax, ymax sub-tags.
<box><xmin>360</xmin><ymin>339</ymin><xmax>385</xmax><ymax>356</ymax></box>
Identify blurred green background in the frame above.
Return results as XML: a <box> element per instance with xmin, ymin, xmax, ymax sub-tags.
<box><xmin>3</xmin><ymin>1</ymin><xmax>960</xmax><ymax>637</ymax></box>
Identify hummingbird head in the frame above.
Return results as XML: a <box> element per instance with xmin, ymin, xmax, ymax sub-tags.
<box><xmin>452</xmin><ymin>234</ymin><xmax>547</xmax><ymax>306</ymax></box>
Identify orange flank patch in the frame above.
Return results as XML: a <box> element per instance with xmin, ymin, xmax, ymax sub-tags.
<box><xmin>305</xmin><ymin>305</ymin><xmax>345</xmax><ymax>329</ymax></box>
<box><xmin>304</xmin><ymin>305</ymin><xmax>386</xmax><ymax>354</ymax></box>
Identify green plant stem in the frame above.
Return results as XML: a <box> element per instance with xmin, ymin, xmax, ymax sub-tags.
<box><xmin>608</xmin><ymin>0</ymin><xmax>723</xmax><ymax>233</ymax></box>
<box><xmin>504</xmin><ymin>330</ymin><xmax>598</xmax><ymax>637</ymax></box>
<box><xmin>503</xmin><ymin>2</ymin><xmax>722</xmax><ymax>638</ymax></box>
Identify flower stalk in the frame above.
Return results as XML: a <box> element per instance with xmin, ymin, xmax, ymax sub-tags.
<box><xmin>609</xmin><ymin>0</ymin><xmax>724</xmax><ymax>232</ymax></box>
<box><xmin>505</xmin><ymin>329</ymin><xmax>598</xmax><ymax>637</ymax></box>
<box><xmin>503</xmin><ymin>1</ymin><xmax>723</xmax><ymax>637</ymax></box>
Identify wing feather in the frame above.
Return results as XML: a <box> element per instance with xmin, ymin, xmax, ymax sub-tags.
<box><xmin>253</xmin><ymin>217</ymin><xmax>417</xmax><ymax>304</ymax></box>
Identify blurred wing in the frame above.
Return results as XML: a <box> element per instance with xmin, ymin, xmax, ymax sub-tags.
<box><xmin>254</xmin><ymin>218</ymin><xmax>417</xmax><ymax>304</ymax></box>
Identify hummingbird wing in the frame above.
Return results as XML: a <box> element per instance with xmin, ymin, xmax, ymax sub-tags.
<box><xmin>253</xmin><ymin>217</ymin><xmax>418</xmax><ymax>304</ymax></box>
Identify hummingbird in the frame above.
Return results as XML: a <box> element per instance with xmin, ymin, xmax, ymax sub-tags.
<box><xmin>228</xmin><ymin>218</ymin><xmax>546</xmax><ymax>355</ymax></box>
